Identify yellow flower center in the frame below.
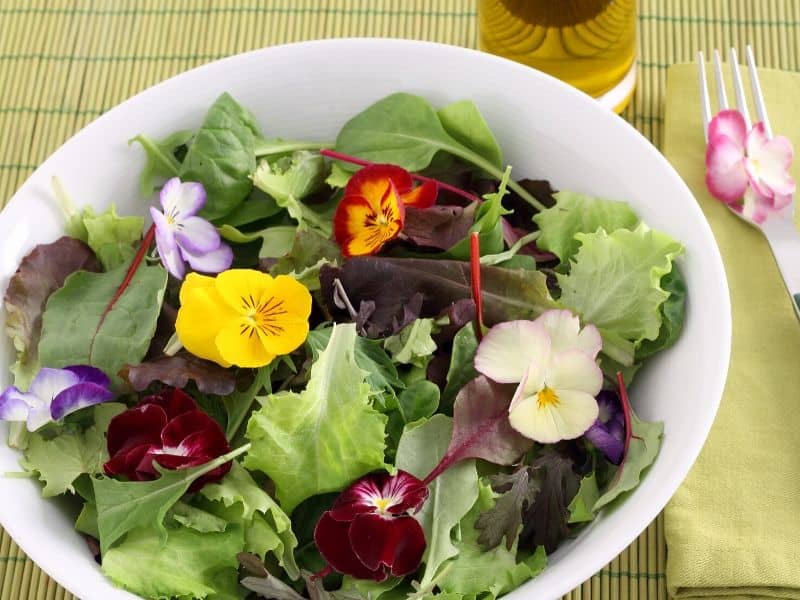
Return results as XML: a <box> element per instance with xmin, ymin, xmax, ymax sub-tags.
<box><xmin>240</xmin><ymin>294</ymin><xmax>288</xmax><ymax>338</ymax></box>
<box><xmin>537</xmin><ymin>386</ymin><xmax>560</xmax><ymax>409</ymax></box>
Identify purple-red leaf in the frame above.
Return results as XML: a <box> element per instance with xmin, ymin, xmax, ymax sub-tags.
<box><xmin>119</xmin><ymin>353</ymin><xmax>236</xmax><ymax>395</ymax></box>
<box><xmin>402</xmin><ymin>204</ymin><xmax>475</xmax><ymax>251</ymax></box>
<box><xmin>3</xmin><ymin>237</ymin><xmax>102</xmax><ymax>385</ymax></box>
<box><xmin>476</xmin><ymin>467</ymin><xmax>540</xmax><ymax>551</ymax></box>
<box><xmin>424</xmin><ymin>375</ymin><xmax>532</xmax><ymax>484</ymax></box>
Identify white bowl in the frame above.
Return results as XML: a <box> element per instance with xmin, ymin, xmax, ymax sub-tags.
<box><xmin>0</xmin><ymin>39</ymin><xmax>730</xmax><ymax>600</ymax></box>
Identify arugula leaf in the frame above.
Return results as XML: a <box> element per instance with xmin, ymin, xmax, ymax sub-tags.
<box><xmin>3</xmin><ymin>237</ymin><xmax>101</xmax><ymax>390</ymax></box>
<box><xmin>395</xmin><ymin>415</ymin><xmax>478</xmax><ymax>586</ymax></box>
<box><xmin>593</xmin><ymin>411</ymin><xmax>663</xmax><ymax>511</ymax></box>
<box><xmin>441</xmin><ymin>324</ymin><xmax>479</xmax><ymax>410</ymax></box>
<box><xmin>20</xmin><ymin>403</ymin><xmax>125</xmax><ymax>497</ymax></box>
<box><xmin>533</xmin><ymin>191</ymin><xmax>639</xmax><ymax>264</ymax></box>
<box><xmin>384</xmin><ymin>318</ymin><xmax>437</xmax><ymax>368</ymax></box>
<box><xmin>437</xmin><ymin>481</ymin><xmax>546</xmax><ymax>597</ymax></box>
<box><xmin>568</xmin><ymin>471</ymin><xmax>600</xmax><ymax>524</ymax></box>
<box><xmin>201</xmin><ymin>461</ymin><xmax>299</xmax><ymax>578</ymax></box>
<box><xmin>556</xmin><ymin>224</ymin><xmax>683</xmax><ymax>365</ymax></box>
<box><xmin>101</xmin><ymin>523</ymin><xmax>243</xmax><ymax>600</ymax></box>
<box><xmin>476</xmin><ymin>467</ymin><xmax>540</xmax><ymax>551</ymax></box>
<box><xmin>129</xmin><ymin>129</ymin><xmax>194</xmax><ymax>197</ymax></box>
<box><xmin>180</xmin><ymin>92</ymin><xmax>261</xmax><ymax>220</ymax></box>
<box><xmin>120</xmin><ymin>353</ymin><xmax>236</xmax><ymax>395</ymax></box>
<box><xmin>437</xmin><ymin>99</ymin><xmax>503</xmax><ymax>172</ymax></box>
<box><xmin>92</xmin><ymin>444</ymin><xmax>248</xmax><ymax>554</ymax></box>
<box><xmin>635</xmin><ymin>266</ymin><xmax>687</xmax><ymax>360</ymax></box>
<box><xmin>245</xmin><ymin>324</ymin><xmax>387</xmax><ymax>513</ymax></box>
<box><xmin>38</xmin><ymin>263</ymin><xmax>168</xmax><ymax>388</ymax></box>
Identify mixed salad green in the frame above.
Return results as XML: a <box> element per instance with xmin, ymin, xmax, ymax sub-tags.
<box><xmin>0</xmin><ymin>92</ymin><xmax>684</xmax><ymax>600</ymax></box>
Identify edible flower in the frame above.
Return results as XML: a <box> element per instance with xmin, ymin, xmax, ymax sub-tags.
<box><xmin>705</xmin><ymin>109</ymin><xmax>795</xmax><ymax>223</ymax></box>
<box><xmin>333</xmin><ymin>164</ymin><xmax>437</xmax><ymax>257</ymax></box>
<box><xmin>314</xmin><ymin>470</ymin><xmax>428</xmax><ymax>581</ymax></box>
<box><xmin>474</xmin><ymin>309</ymin><xmax>602</xmax><ymax>444</ymax></box>
<box><xmin>150</xmin><ymin>177</ymin><xmax>233</xmax><ymax>279</ymax></box>
<box><xmin>0</xmin><ymin>365</ymin><xmax>113</xmax><ymax>431</ymax></box>
<box><xmin>584</xmin><ymin>390</ymin><xmax>625</xmax><ymax>464</ymax></box>
<box><xmin>175</xmin><ymin>269</ymin><xmax>312</xmax><ymax>368</ymax></box>
<box><xmin>104</xmin><ymin>387</ymin><xmax>231</xmax><ymax>491</ymax></box>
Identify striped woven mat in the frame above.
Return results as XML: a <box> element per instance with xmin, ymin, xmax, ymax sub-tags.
<box><xmin>2</xmin><ymin>1</ymin><xmax>799</xmax><ymax>599</ymax></box>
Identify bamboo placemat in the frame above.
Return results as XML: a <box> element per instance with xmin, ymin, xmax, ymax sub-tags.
<box><xmin>1</xmin><ymin>1</ymin><xmax>799</xmax><ymax>599</ymax></box>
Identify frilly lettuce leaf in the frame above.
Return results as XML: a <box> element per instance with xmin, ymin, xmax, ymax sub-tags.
<box><xmin>533</xmin><ymin>191</ymin><xmax>639</xmax><ymax>264</ymax></box>
<box><xmin>244</xmin><ymin>323</ymin><xmax>387</xmax><ymax>513</ymax></box>
<box><xmin>101</xmin><ymin>523</ymin><xmax>243</xmax><ymax>600</ymax></box>
<box><xmin>383</xmin><ymin>318</ymin><xmax>437</xmax><ymax>367</ymax></box>
<box><xmin>67</xmin><ymin>204</ymin><xmax>145</xmax><ymax>270</ymax></box>
<box><xmin>556</xmin><ymin>224</ymin><xmax>683</xmax><ymax>365</ymax></box>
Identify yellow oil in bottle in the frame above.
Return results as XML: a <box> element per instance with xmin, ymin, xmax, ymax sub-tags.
<box><xmin>478</xmin><ymin>0</ymin><xmax>636</xmax><ymax>112</ymax></box>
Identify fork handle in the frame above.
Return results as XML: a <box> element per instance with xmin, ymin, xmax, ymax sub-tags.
<box><xmin>761</xmin><ymin>214</ymin><xmax>800</xmax><ymax>321</ymax></box>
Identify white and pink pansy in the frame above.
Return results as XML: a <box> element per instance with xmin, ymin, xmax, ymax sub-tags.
<box><xmin>150</xmin><ymin>177</ymin><xmax>233</xmax><ymax>279</ymax></box>
<box><xmin>474</xmin><ymin>309</ymin><xmax>602</xmax><ymax>444</ymax></box>
<box><xmin>705</xmin><ymin>109</ymin><xmax>795</xmax><ymax>224</ymax></box>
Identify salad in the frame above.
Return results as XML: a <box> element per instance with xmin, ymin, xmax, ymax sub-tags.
<box><xmin>0</xmin><ymin>92</ymin><xmax>683</xmax><ymax>600</ymax></box>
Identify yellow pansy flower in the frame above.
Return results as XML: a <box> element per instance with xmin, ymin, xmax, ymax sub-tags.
<box><xmin>176</xmin><ymin>269</ymin><xmax>312</xmax><ymax>368</ymax></box>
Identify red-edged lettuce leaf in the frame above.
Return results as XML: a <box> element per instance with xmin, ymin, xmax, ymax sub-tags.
<box><xmin>3</xmin><ymin>237</ymin><xmax>102</xmax><ymax>388</ymax></box>
<box><xmin>120</xmin><ymin>353</ymin><xmax>236</xmax><ymax>395</ymax></box>
<box><xmin>320</xmin><ymin>257</ymin><xmax>556</xmax><ymax>337</ymax></box>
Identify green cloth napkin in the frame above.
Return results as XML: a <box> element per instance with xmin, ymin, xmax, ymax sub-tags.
<box><xmin>663</xmin><ymin>63</ymin><xmax>800</xmax><ymax>599</ymax></box>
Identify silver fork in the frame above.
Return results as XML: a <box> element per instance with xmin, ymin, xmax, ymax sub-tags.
<box><xmin>697</xmin><ymin>46</ymin><xmax>800</xmax><ymax>322</ymax></box>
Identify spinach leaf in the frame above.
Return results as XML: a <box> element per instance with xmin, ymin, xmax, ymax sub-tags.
<box><xmin>130</xmin><ymin>129</ymin><xmax>194</xmax><ymax>197</ymax></box>
<box><xmin>437</xmin><ymin>99</ymin><xmax>504</xmax><ymax>172</ymax></box>
<box><xmin>180</xmin><ymin>92</ymin><xmax>261</xmax><ymax>220</ymax></box>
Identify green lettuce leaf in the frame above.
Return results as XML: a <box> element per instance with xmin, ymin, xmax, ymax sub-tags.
<box><xmin>395</xmin><ymin>415</ymin><xmax>478</xmax><ymax>587</ymax></box>
<box><xmin>556</xmin><ymin>224</ymin><xmax>683</xmax><ymax>365</ymax></box>
<box><xmin>200</xmin><ymin>461</ymin><xmax>299</xmax><ymax>578</ymax></box>
<box><xmin>593</xmin><ymin>411</ymin><xmax>663</xmax><ymax>511</ymax></box>
<box><xmin>635</xmin><ymin>266</ymin><xmax>687</xmax><ymax>360</ymax></box>
<box><xmin>101</xmin><ymin>523</ymin><xmax>243</xmax><ymax>600</ymax></box>
<box><xmin>533</xmin><ymin>191</ymin><xmax>639</xmax><ymax>264</ymax></box>
<box><xmin>270</xmin><ymin>229</ymin><xmax>342</xmax><ymax>292</ymax></box>
<box><xmin>245</xmin><ymin>324</ymin><xmax>387</xmax><ymax>513</ymax></box>
<box><xmin>181</xmin><ymin>92</ymin><xmax>261</xmax><ymax>220</ymax></box>
<box><xmin>3</xmin><ymin>237</ymin><xmax>102</xmax><ymax>390</ymax></box>
<box><xmin>92</xmin><ymin>445</ymin><xmax>248</xmax><ymax>554</ymax></box>
<box><xmin>437</xmin><ymin>481</ymin><xmax>546</xmax><ymax>597</ymax></box>
<box><xmin>441</xmin><ymin>324</ymin><xmax>479</xmax><ymax>410</ymax></box>
<box><xmin>20</xmin><ymin>403</ymin><xmax>125</xmax><ymax>497</ymax></box>
<box><xmin>567</xmin><ymin>471</ymin><xmax>600</xmax><ymax>524</ymax></box>
<box><xmin>37</xmin><ymin>263</ymin><xmax>168</xmax><ymax>388</ymax></box>
<box><xmin>72</xmin><ymin>205</ymin><xmax>145</xmax><ymax>270</ymax></box>
<box><xmin>437</xmin><ymin>99</ymin><xmax>503</xmax><ymax>172</ymax></box>
<box><xmin>129</xmin><ymin>129</ymin><xmax>194</xmax><ymax>198</ymax></box>
<box><xmin>383</xmin><ymin>318</ymin><xmax>437</xmax><ymax>368</ymax></box>
<box><xmin>170</xmin><ymin>501</ymin><xmax>229</xmax><ymax>533</ymax></box>
<box><xmin>218</xmin><ymin>224</ymin><xmax>297</xmax><ymax>259</ymax></box>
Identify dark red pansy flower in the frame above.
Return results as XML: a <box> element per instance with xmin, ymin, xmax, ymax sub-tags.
<box><xmin>104</xmin><ymin>387</ymin><xmax>231</xmax><ymax>491</ymax></box>
<box><xmin>314</xmin><ymin>470</ymin><xmax>429</xmax><ymax>581</ymax></box>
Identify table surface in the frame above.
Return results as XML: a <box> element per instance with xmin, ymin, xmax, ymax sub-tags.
<box><xmin>2</xmin><ymin>1</ymin><xmax>800</xmax><ymax>599</ymax></box>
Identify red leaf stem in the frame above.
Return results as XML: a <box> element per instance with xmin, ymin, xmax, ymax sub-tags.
<box><xmin>320</xmin><ymin>148</ymin><xmax>482</xmax><ymax>204</ymax></box>
<box><xmin>470</xmin><ymin>232</ymin><xmax>484</xmax><ymax>341</ymax></box>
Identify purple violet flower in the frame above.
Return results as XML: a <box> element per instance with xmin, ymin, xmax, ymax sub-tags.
<box><xmin>150</xmin><ymin>177</ymin><xmax>233</xmax><ymax>280</ymax></box>
<box><xmin>0</xmin><ymin>366</ymin><xmax>114</xmax><ymax>431</ymax></box>
<box><xmin>584</xmin><ymin>390</ymin><xmax>625</xmax><ymax>465</ymax></box>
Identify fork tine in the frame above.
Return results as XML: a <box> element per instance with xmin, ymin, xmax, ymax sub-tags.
<box><xmin>729</xmin><ymin>48</ymin><xmax>752</xmax><ymax>130</ymax></box>
<box><xmin>712</xmin><ymin>50</ymin><xmax>729</xmax><ymax>110</ymax></box>
<box><xmin>697</xmin><ymin>51</ymin><xmax>712</xmax><ymax>141</ymax></box>
<box><xmin>745</xmin><ymin>45</ymin><xmax>773</xmax><ymax>139</ymax></box>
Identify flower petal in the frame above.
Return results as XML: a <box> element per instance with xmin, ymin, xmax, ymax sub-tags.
<box><xmin>215</xmin><ymin>317</ymin><xmax>276</xmax><ymax>368</ymax></box>
<box><xmin>151</xmin><ymin>207</ymin><xmax>185</xmax><ymax>279</ymax></box>
<box><xmin>474</xmin><ymin>320</ymin><xmax>550</xmax><ymax>384</ymax></box>
<box><xmin>175</xmin><ymin>216</ymin><xmax>222</xmax><ymax>254</ymax></box>
<box><xmin>141</xmin><ymin>388</ymin><xmax>198</xmax><ymax>419</ymax></box>
<box><xmin>161</xmin><ymin>410</ymin><xmax>229</xmax><ymax>455</ymax></box>
<box><xmin>741</xmin><ymin>186</ymin><xmax>771</xmax><ymax>224</ymax></box>
<box><xmin>708</xmin><ymin>109</ymin><xmax>747</xmax><ymax>148</ymax></box>
<box><xmin>705</xmin><ymin>134</ymin><xmax>748</xmax><ymax>203</ymax></box>
<box><xmin>106</xmin><ymin>403</ymin><xmax>168</xmax><ymax>456</ymax></box>
<box><xmin>213</xmin><ymin>269</ymin><xmax>274</xmax><ymax>314</ymax></box>
<box><xmin>349</xmin><ymin>513</ymin><xmax>425</xmax><ymax>577</ymax></box>
<box><xmin>381</xmin><ymin>470</ymin><xmax>429</xmax><ymax>515</ymax></box>
<box><xmin>400</xmin><ymin>180</ymin><xmax>438</xmax><ymax>208</ymax></box>
<box><xmin>63</xmin><ymin>365</ymin><xmax>110</xmax><ymax>387</ymax></box>
<box><xmin>538</xmin><ymin>309</ymin><xmax>602</xmax><ymax>357</ymax></box>
<box><xmin>160</xmin><ymin>178</ymin><xmax>206</xmax><ymax>219</ymax></box>
<box><xmin>26</xmin><ymin>406</ymin><xmax>53</xmax><ymax>432</ymax></box>
<box><xmin>0</xmin><ymin>387</ymin><xmax>31</xmax><ymax>422</ymax></box>
<box><xmin>334</xmin><ymin>194</ymin><xmax>403</xmax><ymax>257</ymax></box>
<box><xmin>182</xmin><ymin>242</ymin><xmax>233</xmax><ymax>275</ymax></box>
<box><xmin>176</xmin><ymin>275</ymin><xmax>237</xmax><ymax>367</ymax></box>
<box><xmin>584</xmin><ymin>420</ymin><xmax>624</xmax><ymax>464</ymax></box>
<box><xmin>104</xmin><ymin>443</ymin><xmax>158</xmax><ymax>481</ymax></box>
<box><xmin>547</xmin><ymin>350</ymin><xmax>603</xmax><ymax>396</ymax></box>
<box><xmin>315</xmin><ymin>511</ymin><xmax>383</xmax><ymax>580</ymax></box>
<box><xmin>254</xmin><ymin>275</ymin><xmax>313</xmax><ymax>357</ymax></box>
<box><xmin>745</xmin><ymin>128</ymin><xmax>796</xmax><ymax>197</ymax></box>
<box><xmin>508</xmin><ymin>388</ymin><xmax>598</xmax><ymax>443</ymax></box>
<box><xmin>330</xmin><ymin>475</ymin><xmax>384</xmax><ymax>521</ymax></box>
<box><xmin>28</xmin><ymin>367</ymin><xmax>80</xmax><ymax>404</ymax></box>
<box><xmin>509</xmin><ymin>360</ymin><xmax>547</xmax><ymax>412</ymax></box>
<box><xmin>50</xmin><ymin>382</ymin><xmax>114</xmax><ymax>421</ymax></box>
<box><xmin>346</xmin><ymin>164</ymin><xmax>414</xmax><ymax>199</ymax></box>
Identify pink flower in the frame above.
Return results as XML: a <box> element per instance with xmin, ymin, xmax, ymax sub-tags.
<box><xmin>705</xmin><ymin>110</ymin><xmax>794</xmax><ymax>224</ymax></box>
<box><xmin>313</xmin><ymin>470</ymin><xmax>428</xmax><ymax>581</ymax></box>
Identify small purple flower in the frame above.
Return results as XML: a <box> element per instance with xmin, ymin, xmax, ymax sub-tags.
<box><xmin>0</xmin><ymin>366</ymin><xmax>114</xmax><ymax>431</ymax></box>
<box><xmin>150</xmin><ymin>177</ymin><xmax>233</xmax><ymax>280</ymax></box>
<box><xmin>584</xmin><ymin>390</ymin><xmax>625</xmax><ymax>465</ymax></box>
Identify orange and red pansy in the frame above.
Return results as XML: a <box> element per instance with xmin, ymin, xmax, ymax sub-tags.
<box><xmin>333</xmin><ymin>164</ymin><xmax>437</xmax><ymax>257</ymax></box>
